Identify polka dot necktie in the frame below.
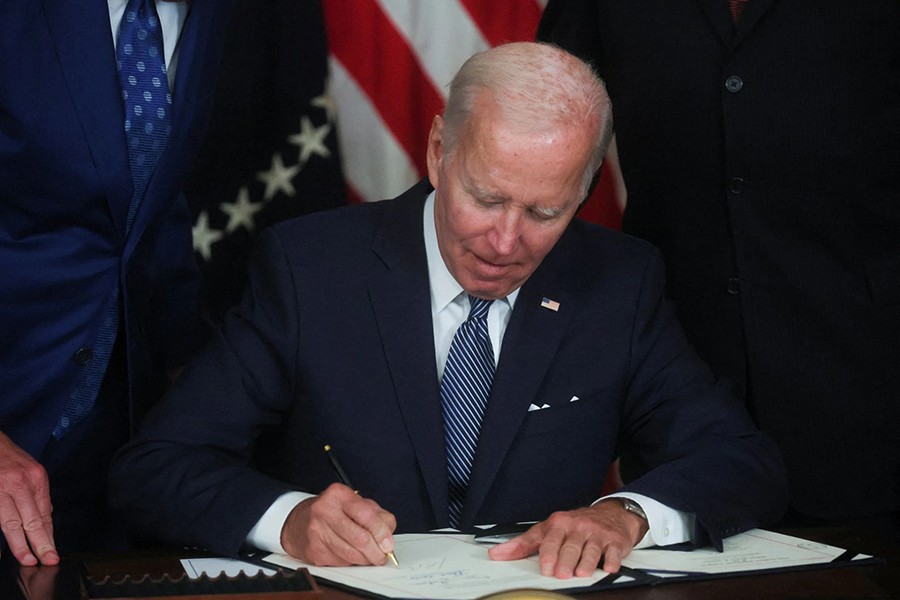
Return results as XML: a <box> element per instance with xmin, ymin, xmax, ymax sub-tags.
<box><xmin>117</xmin><ymin>0</ymin><xmax>172</xmax><ymax>229</ymax></box>
<box><xmin>440</xmin><ymin>295</ymin><xmax>496</xmax><ymax>528</ymax></box>
<box><xmin>52</xmin><ymin>0</ymin><xmax>172</xmax><ymax>438</ymax></box>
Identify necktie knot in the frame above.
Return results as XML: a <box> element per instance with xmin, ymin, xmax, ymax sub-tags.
<box><xmin>467</xmin><ymin>295</ymin><xmax>493</xmax><ymax>321</ymax></box>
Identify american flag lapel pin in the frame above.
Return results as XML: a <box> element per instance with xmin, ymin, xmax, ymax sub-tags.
<box><xmin>540</xmin><ymin>297</ymin><xmax>560</xmax><ymax>312</ymax></box>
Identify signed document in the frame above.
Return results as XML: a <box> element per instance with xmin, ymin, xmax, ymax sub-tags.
<box><xmin>183</xmin><ymin>529</ymin><xmax>875</xmax><ymax>600</ymax></box>
<box><xmin>263</xmin><ymin>533</ymin><xmax>613</xmax><ymax>599</ymax></box>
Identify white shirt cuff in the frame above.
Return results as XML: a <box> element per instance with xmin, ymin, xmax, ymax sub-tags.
<box><xmin>595</xmin><ymin>492</ymin><xmax>695</xmax><ymax>549</ymax></box>
<box><xmin>245</xmin><ymin>491</ymin><xmax>315</xmax><ymax>554</ymax></box>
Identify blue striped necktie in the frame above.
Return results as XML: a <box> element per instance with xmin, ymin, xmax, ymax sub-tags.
<box><xmin>441</xmin><ymin>295</ymin><xmax>495</xmax><ymax>528</ymax></box>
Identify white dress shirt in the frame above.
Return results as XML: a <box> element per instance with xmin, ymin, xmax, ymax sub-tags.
<box><xmin>246</xmin><ymin>191</ymin><xmax>694</xmax><ymax>553</ymax></box>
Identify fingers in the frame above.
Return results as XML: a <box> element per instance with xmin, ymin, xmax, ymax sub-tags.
<box><xmin>282</xmin><ymin>483</ymin><xmax>396</xmax><ymax>566</ymax></box>
<box><xmin>0</xmin><ymin>434</ymin><xmax>58</xmax><ymax>566</ymax></box>
<box><xmin>489</xmin><ymin>505</ymin><xmax>639</xmax><ymax>579</ymax></box>
<box><xmin>487</xmin><ymin>523</ymin><xmax>542</xmax><ymax>562</ymax></box>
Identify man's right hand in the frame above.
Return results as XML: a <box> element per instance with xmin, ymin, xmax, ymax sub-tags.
<box><xmin>280</xmin><ymin>482</ymin><xmax>396</xmax><ymax>566</ymax></box>
<box><xmin>0</xmin><ymin>432</ymin><xmax>58</xmax><ymax>566</ymax></box>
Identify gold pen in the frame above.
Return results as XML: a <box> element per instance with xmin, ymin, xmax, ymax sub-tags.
<box><xmin>324</xmin><ymin>444</ymin><xmax>399</xmax><ymax>567</ymax></box>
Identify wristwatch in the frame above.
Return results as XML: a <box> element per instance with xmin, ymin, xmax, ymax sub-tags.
<box><xmin>611</xmin><ymin>497</ymin><xmax>648</xmax><ymax>522</ymax></box>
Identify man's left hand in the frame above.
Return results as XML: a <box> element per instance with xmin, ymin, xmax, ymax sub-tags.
<box><xmin>488</xmin><ymin>501</ymin><xmax>649</xmax><ymax>578</ymax></box>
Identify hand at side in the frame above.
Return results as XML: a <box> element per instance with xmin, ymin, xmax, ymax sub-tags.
<box><xmin>488</xmin><ymin>501</ymin><xmax>648</xmax><ymax>578</ymax></box>
<box><xmin>280</xmin><ymin>483</ymin><xmax>397</xmax><ymax>566</ymax></box>
<box><xmin>0</xmin><ymin>432</ymin><xmax>59</xmax><ymax>566</ymax></box>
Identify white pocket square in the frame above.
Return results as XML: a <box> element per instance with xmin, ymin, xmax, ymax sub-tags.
<box><xmin>527</xmin><ymin>403</ymin><xmax>551</xmax><ymax>412</ymax></box>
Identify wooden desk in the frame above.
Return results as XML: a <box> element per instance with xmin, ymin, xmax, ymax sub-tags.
<box><xmin>1</xmin><ymin>528</ymin><xmax>896</xmax><ymax>600</ymax></box>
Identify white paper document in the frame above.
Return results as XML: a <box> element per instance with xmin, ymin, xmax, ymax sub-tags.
<box><xmin>263</xmin><ymin>533</ymin><xmax>612</xmax><ymax>599</ymax></box>
<box><xmin>182</xmin><ymin>529</ymin><xmax>873</xmax><ymax>600</ymax></box>
<box><xmin>623</xmin><ymin>529</ymin><xmax>870</xmax><ymax>575</ymax></box>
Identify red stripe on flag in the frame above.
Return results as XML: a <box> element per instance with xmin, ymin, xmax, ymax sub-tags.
<box><xmin>322</xmin><ymin>0</ymin><xmax>444</xmax><ymax>176</ymax></box>
<box><xmin>579</xmin><ymin>162</ymin><xmax>623</xmax><ymax>230</ymax></box>
<box><xmin>458</xmin><ymin>0</ymin><xmax>544</xmax><ymax>46</ymax></box>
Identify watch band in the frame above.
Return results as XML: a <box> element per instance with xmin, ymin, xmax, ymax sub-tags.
<box><xmin>609</xmin><ymin>497</ymin><xmax>648</xmax><ymax>522</ymax></box>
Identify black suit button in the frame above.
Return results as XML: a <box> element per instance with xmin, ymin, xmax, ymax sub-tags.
<box><xmin>725</xmin><ymin>75</ymin><xmax>743</xmax><ymax>93</ymax></box>
<box><xmin>74</xmin><ymin>346</ymin><xmax>93</xmax><ymax>366</ymax></box>
<box><xmin>729</xmin><ymin>177</ymin><xmax>744</xmax><ymax>194</ymax></box>
<box><xmin>727</xmin><ymin>278</ymin><xmax>741</xmax><ymax>295</ymax></box>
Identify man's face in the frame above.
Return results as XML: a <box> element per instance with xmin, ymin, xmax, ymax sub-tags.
<box><xmin>427</xmin><ymin>96</ymin><xmax>595</xmax><ymax>300</ymax></box>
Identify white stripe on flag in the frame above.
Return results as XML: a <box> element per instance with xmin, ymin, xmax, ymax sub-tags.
<box><xmin>376</xmin><ymin>0</ymin><xmax>491</xmax><ymax>98</ymax></box>
<box><xmin>329</xmin><ymin>57</ymin><xmax>420</xmax><ymax>201</ymax></box>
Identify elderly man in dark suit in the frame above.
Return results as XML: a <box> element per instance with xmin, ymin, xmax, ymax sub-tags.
<box><xmin>110</xmin><ymin>42</ymin><xmax>786</xmax><ymax>578</ymax></box>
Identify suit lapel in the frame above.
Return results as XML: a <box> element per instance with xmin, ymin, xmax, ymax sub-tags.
<box><xmin>42</xmin><ymin>0</ymin><xmax>132</xmax><ymax>237</ymax></box>
<box><xmin>461</xmin><ymin>237</ymin><xmax>578</xmax><ymax>525</ymax></box>
<box><xmin>368</xmin><ymin>183</ymin><xmax>450</xmax><ymax>525</ymax></box>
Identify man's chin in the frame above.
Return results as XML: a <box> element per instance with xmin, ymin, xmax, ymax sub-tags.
<box><xmin>464</xmin><ymin>279</ymin><xmax>521</xmax><ymax>301</ymax></box>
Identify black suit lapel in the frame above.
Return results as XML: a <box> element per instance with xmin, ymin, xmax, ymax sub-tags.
<box><xmin>461</xmin><ymin>236</ymin><xmax>578</xmax><ymax>525</ymax></box>
<box><xmin>368</xmin><ymin>182</ymin><xmax>449</xmax><ymax>526</ymax></box>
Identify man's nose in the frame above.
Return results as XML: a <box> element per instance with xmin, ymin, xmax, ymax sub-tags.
<box><xmin>490</xmin><ymin>209</ymin><xmax>522</xmax><ymax>254</ymax></box>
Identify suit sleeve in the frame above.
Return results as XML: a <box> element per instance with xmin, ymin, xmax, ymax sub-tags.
<box><xmin>614</xmin><ymin>249</ymin><xmax>788</xmax><ymax>550</ymax></box>
<box><xmin>110</xmin><ymin>228</ymin><xmax>304</xmax><ymax>555</ymax></box>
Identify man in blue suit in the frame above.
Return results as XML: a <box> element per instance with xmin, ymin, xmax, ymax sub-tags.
<box><xmin>110</xmin><ymin>42</ymin><xmax>786</xmax><ymax>578</ymax></box>
<box><xmin>0</xmin><ymin>0</ymin><xmax>235</xmax><ymax>565</ymax></box>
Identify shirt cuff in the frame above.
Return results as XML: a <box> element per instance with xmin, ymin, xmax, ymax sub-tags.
<box><xmin>245</xmin><ymin>491</ymin><xmax>315</xmax><ymax>554</ymax></box>
<box><xmin>596</xmin><ymin>492</ymin><xmax>695</xmax><ymax>549</ymax></box>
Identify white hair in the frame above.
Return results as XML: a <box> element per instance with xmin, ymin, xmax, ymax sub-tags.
<box><xmin>441</xmin><ymin>42</ymin><xmax>613</xmax><ymax>199</ymax></box>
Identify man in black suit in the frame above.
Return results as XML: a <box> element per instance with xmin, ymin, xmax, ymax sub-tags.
<box><xmin>110</xmin><ymin>42</ymin><xmax>786</xmax><ymax>577</ymax></box>
<box><xmin>539</xmin><ymin>1</ymin><xmax>900</xmax><ymax>538</ymax></box>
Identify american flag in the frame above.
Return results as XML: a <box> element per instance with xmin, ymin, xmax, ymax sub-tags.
<box><xmin>541</xmin><ymin>297</ymin><xmax>561</xmax><ymax>312</ymax></box>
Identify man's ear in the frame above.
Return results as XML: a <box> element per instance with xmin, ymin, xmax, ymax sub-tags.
<box><xmin>426</xmin><ymin>115</ymin><xmax>444</xmax><ymax>189</ymax></box>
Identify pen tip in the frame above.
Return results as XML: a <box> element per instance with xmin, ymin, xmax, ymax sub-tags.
<box><xmin>388</xmin><ymin>551</ymin><xmax>399</xmax><ymax>567</ymax></box>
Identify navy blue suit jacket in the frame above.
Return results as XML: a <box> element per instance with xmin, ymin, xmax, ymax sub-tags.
<box><xmin>0</xmin><ymin>1</ymin><xmax>234</xmax><ymax>461</ymax></box>
<box><xmin>111</xmin><ymin>180</ymin><xmax>787</xmax><ymax>555</ymax></box>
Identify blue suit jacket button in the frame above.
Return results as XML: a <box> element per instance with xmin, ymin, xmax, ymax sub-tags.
<box><xmin>74</xmin><ymin>346</ymin><xmax>93</xmax><ymax>366</ymax></box>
